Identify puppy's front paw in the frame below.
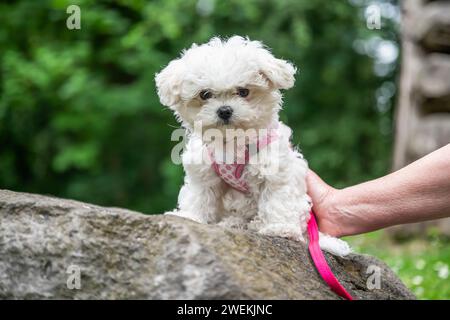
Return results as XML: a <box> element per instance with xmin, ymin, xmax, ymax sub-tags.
<box><xmin>164</xmin><ymin>210</ymin><xmax>206</xmax><ymax>224</ymax></box>
<box><xmin>258</xmin><ymin>223</ymin><xmax>306</xmax><ymax>242</ymax></box>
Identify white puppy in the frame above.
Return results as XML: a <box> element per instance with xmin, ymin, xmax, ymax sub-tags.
<box><xmin>155</xmin><ymin>36</ymin><xmax>350</xmax><ymax>256</ymax></box>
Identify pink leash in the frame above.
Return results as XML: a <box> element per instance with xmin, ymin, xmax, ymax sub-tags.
<box><xmin>307</xmin><ymin>210</ymin><xmax>354</xmax><ymax>300</ymax></box>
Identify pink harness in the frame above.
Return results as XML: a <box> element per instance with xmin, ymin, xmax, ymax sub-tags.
<box><xmin>209</xmin><ymin>132</ymin><xmax>275</xmax><ymax>194</ymax></box>
<box><xmin>209</xmin><ymin>133</ymin><xmax>354</xmax><ymax>300</ymax></box>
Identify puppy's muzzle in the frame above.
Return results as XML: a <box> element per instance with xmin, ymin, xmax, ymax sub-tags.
<box><xmin>217</xmin><ymin>106</ymin><xmax>233</xmax><ymax>122</ymax></box>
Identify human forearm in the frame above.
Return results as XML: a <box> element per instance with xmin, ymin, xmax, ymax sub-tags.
<box><xmin>315</xmin><ymin>144</ymin><xmax>450</xmax><ymax>237</ymax></box>
<box><xmin>307</xmin><ymin>144</ymin><xmax>450</xmax><ymax>237</ymax></box>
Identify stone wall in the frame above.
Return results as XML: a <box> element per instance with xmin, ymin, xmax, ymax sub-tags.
<box><xmin>394</xmin><ymin>0</ymin><xmax>450</xmax><ymax>168</ymax></box>
<box><xmin>390</xmin><ymin>0</ymin><xmax>450</xmax><ymax>237</ymax></box>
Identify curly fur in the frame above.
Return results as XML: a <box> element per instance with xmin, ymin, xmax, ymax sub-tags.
<box><xmin>155</xmin><ymin>36</ymin><xmax>350</xmax><ymax>256</ymax></box>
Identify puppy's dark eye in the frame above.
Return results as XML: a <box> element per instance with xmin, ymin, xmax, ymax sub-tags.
<box><xmin>237</xmin><ymin>88</ymin><xmax>249</xmax><ymax>98</ymax></box>
<box><xmin>199</xmin><ymin>90</ymin><xmax>212</xmax><ymax>100</ymax></box>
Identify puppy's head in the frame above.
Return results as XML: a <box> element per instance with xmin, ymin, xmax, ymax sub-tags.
<box><xmin>155</xmin><ymin>36</ymin><xmax>296</xmax><ymax>133</ymax></box>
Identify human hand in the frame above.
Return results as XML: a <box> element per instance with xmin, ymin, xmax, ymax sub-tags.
<box><xmin>306</xmin><ymin>145</ymin><xmax>450</xmax><ymax>237</ymax></box>
<box><xmin>306</xmin><ymin>170</ymin><xmax>344</xmax><ymax>237</ymax></box>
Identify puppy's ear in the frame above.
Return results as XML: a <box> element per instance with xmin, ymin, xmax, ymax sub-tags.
<box><xmin>258</xmin><ymin>55</ymin><xmax>296</xmax><ymax>90</ymax></box>
<box><xmin>155</xmin><ymin>59</ymin><xmax>184</xmax><ymax>107</ymax></box>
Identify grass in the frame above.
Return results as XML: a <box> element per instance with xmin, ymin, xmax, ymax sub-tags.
<box><xmin>345</xmin><ymin>231</ymin><xmax>450</xmax><ymax>300</ymax></box>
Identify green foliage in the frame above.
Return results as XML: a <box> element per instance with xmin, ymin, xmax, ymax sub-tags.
<box><xmin>0</xmin><ymin>0</ymin><xmax>398</xmax><ymax>213</ymax></box>
<box><xmin>348</xmin><ymin>232</ymin><xmax>450</xmax><ymax>300</ymax></box>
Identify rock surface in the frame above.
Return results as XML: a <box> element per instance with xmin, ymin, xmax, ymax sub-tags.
<box><xmin>0</xmin><ymin>189</ymin><xmax>415</xmax><ymax>300</ymax></box>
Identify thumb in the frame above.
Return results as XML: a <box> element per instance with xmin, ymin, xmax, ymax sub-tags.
<box><xmin>306</xmin><ymin>169</ymin><xmax>332</xmax><ymax>208</ymax></box>
<box><xmin>306</xmin><ymin>170</ymin><xmax>343</xmax><ymax>237</ymax></box>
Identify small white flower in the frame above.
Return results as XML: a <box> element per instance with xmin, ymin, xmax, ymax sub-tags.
<box><xmin>415</xmin><ymin>259</ymin><xmax>426</xmax><ymax>270</ymax></box>
<box><xmin>412</xmin><ymin>275</ymin><xmax>423</xmax><ymax>286</ymax></box>
<box><xmin>414</xmin><ymin>287</ymin><xmax>424</xmax><ymax>296</ymax></box>
<box><xmin>437</xmin><ymin>264</ymin><xmax>449</xmax><ymax>279</ymax></box>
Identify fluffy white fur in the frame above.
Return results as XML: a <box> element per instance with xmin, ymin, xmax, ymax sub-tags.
<box><xmin>155</xmin><ymin>36</ymin><xmax>350</xmax><ymax>256</ymax></box>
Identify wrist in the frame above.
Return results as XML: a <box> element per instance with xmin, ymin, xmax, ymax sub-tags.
<box><xmin>324</xmin><ymin>187</ymin><xmax>361</xmax><ymax>237</ymax></box>
<box><xmin>314</xmin><ymin>187</ymin><xmax>345</xmax><ymax>237</ymax></box>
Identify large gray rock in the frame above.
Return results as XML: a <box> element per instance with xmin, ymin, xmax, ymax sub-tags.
<box><xmin>0</xmin><ymin>189</ymin><xmax>415</xmax><ymax>300</ymax></box>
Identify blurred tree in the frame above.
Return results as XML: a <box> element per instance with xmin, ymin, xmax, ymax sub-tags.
<box><xmin>0</xmin><ymin>0</ymin><xmax>399</xmax><ymax>214</ymax></box>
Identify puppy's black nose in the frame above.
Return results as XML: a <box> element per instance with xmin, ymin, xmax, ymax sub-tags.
<box><xmin>217</xmin><ymin>106</ymin><xmax>233</xmax><ymax>121</ymax></box>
